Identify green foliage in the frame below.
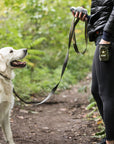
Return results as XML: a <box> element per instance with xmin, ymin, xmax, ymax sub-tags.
<box><xmin>86</xmin><ymin>101</ymin><xmax>96</xmax><ymax>110</ymax></box>
<box><xmin>0</xmin><ymin>0</ymin><xmax>94</xmax><ymax>98</ymax></box>
<box><xmin>94</xmin><ymin>128</ymin><xmax>106</xmax><ymax>139</ymax></box>
<box><xmin>86</xmin><ymin>95</ymin><xmax>105</xmax><ymax>139</ymax></box>
<box><xmin>0</xmin><ymin>0</ymin><xmax>104</xmax><ymax>139</ymax></box>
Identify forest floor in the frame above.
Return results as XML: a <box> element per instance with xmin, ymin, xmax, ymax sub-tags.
<box><xmin>0</xmin><ymin>74</ymin><xmax>102</xmax><ymax>144</ymax></box>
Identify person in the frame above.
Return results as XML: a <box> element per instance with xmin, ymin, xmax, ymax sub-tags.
<box><xmin>72</xmin><ymin>1</ymin><xmax>114</xmax><ymax>144</ymax></box>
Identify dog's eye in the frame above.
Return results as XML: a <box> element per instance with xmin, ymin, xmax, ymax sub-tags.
<box><xmin>10</xmin><ymin>50</ymin><xmax>13</xmax><ymax>53</ymax></box>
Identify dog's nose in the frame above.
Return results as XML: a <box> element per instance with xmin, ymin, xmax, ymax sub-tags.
<box><xmin>23</xmin><ymin>48</ymin><xmax>27</xmax><ymax>55</ymax></box>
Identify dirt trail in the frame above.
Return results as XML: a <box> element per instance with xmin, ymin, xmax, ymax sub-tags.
<box><xmin>0</xmin><ymin>75</ymin><xmax>100</xmax><ymax>144</ymax></box>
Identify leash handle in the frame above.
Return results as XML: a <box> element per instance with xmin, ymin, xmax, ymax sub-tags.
<box><xmin>69</xmin><ymin>17</ymin><xmax>88</xmax><ymax>54</ymax></box>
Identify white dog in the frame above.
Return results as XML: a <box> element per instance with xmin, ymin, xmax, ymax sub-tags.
<box><xmin>0</xmin><ymin>47</ymin><xmax>27</xmax><ymax>144</ymax></box>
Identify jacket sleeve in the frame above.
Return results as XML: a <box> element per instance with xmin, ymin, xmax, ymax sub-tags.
<box><xmin>103</xmin><ymin>5</ymin><xmax>114</xmax><ymax>35</ymax></box>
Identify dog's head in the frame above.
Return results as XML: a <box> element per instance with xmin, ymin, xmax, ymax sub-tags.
<box><xmin>0</xmin><ymin>47</ymin><xmax>27</xmax><ymax>72</ymax></box>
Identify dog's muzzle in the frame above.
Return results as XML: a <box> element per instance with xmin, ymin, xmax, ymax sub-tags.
<box><xmin>10</xmin><ymin>49</ymin><xmax>27</xmax><ymax>68</ymax></box>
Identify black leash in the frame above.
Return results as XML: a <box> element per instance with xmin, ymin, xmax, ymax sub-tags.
<box><xmin>13</xmin><ymin>17</ymin><xmax>88</xmax><ymax>105</ymax></box>
<box><xmin>69</xmin><ymin>17</ymin><xmax>87</xmax><ymax>54</ymax></box>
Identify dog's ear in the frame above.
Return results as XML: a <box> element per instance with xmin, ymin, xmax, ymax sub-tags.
<box><xmin>0</xmin><ymin>55</ymin><xmax>6</xmax><ymax>72</ymax></box>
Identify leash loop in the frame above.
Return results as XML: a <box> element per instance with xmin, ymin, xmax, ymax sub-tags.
<box><xmin>13</xmin><ymin>16</ymin><xmax>88</xmax><ymax>105</ymax></box>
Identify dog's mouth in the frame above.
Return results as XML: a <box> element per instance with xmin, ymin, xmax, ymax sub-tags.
<box><xmin>10</xmin><ymin>60</ymin><xmax>26</xmax><ymax>68</ymax></box>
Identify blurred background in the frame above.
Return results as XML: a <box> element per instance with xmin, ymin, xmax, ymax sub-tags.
<box><xmin>0</xmin><ymin>0</ymin><xmax>95</xmax><ymax>100</ymax></box>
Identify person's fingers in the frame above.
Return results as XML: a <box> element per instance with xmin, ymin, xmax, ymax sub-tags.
<box><xmin>75</xmin><ymin>12</ymin><xmax>79</xmax><ymax>18</ymax></box>
<box><xmin>74</xmin><ymin>11</ymin><xmax>88</xmax><ymax>22</ymax></box>
<box><xmin>85</xmin><ymin>17</ymin><xmax>88</xmax><ymax>21</ymax></box>
<box><xmin>81</xmin><ymin>14</ymin><xmax>86</xmax><ymax>21</ymax></box>
<box><xmin>79</xmin><ymin>12</ymin><xmax>82</xmax><ymax>19</ymax></box>
<box><xmin>72</xmin><ymin>11</ymin><xmax>75</xmax><ymax>16</ymax></box>
<box><xmin>99</xmin><ymin>39</ymin><xmax>111</xmax><ymax>44</ymax></box>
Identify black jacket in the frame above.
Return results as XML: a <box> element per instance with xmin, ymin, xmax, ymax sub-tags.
<box><xmin>88</xmin><ymin>0</ymin><xmax>114</xmax><ymax>41</ymax></box>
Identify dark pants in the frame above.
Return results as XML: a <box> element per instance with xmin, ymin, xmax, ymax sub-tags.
<box><xmin>91</xmin><ymin>36</ymin><xmax>114</xmax><ymax>140</ymax></box>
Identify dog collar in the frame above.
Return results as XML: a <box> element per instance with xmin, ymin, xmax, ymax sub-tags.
<box><xmin>0</xmin><ymin>73</ymin><xmax>11</xmax><ymax>81</ymax></box>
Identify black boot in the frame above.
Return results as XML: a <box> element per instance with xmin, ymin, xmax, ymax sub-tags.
<box><xmin>97</xmin><ymin>138</ymin><xmax>106</xmax><ymax>144</ymax></box>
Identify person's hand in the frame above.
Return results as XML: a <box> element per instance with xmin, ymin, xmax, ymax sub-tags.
<box><xmin>71</xmin><ymin>7</ymin><xmax>88</xmax><ymax>22</ymax></box>
<box><xmin>99</xmin><ymin>39</ymin><xmax>111</xmax><ymax>44</ymax></box>
<box><xmin>74</xmin><ymin>11</ymin><xmax>88</xmax><ymax>21</ymax></box>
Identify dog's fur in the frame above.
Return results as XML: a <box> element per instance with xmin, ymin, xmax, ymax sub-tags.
<box><xmin>0</xmin><ymin>47</ymin><xmax>27</xmax><ymax>144</ymax></box>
